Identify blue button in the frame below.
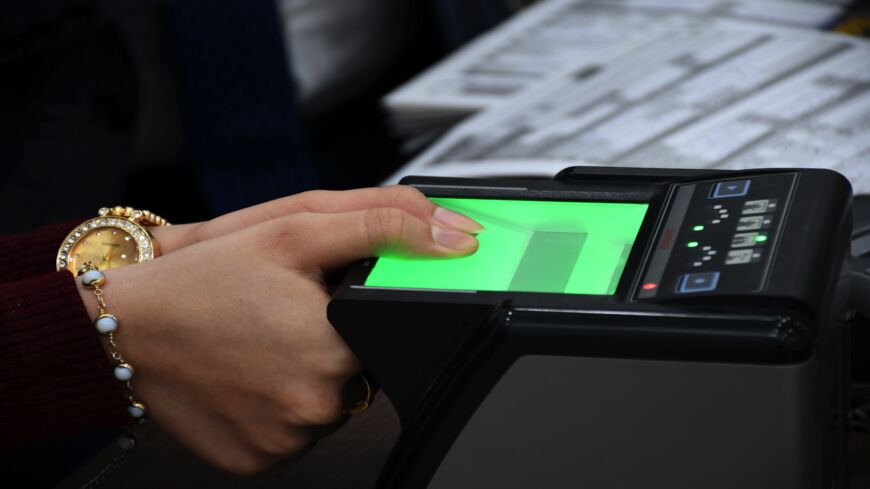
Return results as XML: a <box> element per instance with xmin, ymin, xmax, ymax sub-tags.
<box><xmin>711</xmin><ymin>180</ymin><xmax>750</xmax><ymax>199</ymax></box>
<box><xmin>677</xmin><ymin>272</ymin><xmax>720</xmax><ymax>293</ymax></box>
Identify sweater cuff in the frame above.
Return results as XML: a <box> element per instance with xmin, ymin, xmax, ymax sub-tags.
<box><xmin>0</xmin><ymin>271</ymin><xmax>128</xmax><ymax>449</ymax></box>
<box><xmin>0</xmin><ymin>220</ymin><xmax>84</xmax><ymax>283</ymax></box>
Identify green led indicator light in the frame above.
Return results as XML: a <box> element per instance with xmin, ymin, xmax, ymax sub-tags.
<box><xmin>687</xmin><ymin>241</ymin><xmax>699</xmax><ymax>248</ymax></box>
<box><xmin>692</xmin><ymin>225</ymin><xmax>704</xmax><ymax>232</ymax></box>
<box><xmin>755</xmin><ymin>234</ymin><xmax>768</xmax><ymax>242</ymax></box>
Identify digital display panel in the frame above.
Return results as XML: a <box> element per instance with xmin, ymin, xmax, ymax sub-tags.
<box><xmin>364</xmin><ymin>198</ymin><xmax>649</xmax><ymax>295</ymax></box>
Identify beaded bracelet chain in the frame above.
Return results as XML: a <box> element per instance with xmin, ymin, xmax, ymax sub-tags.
<box><xmin>78</xmin><ymin>262</ymin><xmax>146</xmax><ymax>488</ymax></box>
<box><xmin>79</xmin><ymin>262</ymin><xmax>148</xmax><ymax>420</ymax></box>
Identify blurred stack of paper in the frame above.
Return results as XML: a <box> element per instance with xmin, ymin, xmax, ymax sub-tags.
<box><xmin>384</xmin><ymin>0</ymin><xmax>870</xmax><ymax>195</ymax></box>
<box><xmin>386</xmin><ymin>0</ymin><xmax>844</xmax><ymax>136</ymax></box>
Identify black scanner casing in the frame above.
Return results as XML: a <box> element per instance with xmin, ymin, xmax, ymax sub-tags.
<box><xmin>328</xmin><ymin>167</ymin><xmax>854</xmax><ymax>489</ymax></box>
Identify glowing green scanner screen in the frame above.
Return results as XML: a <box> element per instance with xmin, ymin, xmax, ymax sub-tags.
<box><xmin>365</xmin><ymin>198</ymin><xmax>649</xmax><ymax>295</ymax></box>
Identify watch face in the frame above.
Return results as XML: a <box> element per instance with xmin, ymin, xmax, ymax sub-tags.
<box><xmin>57</xmin><ymin>218</ymin><xmax>155</xmax><ymax>273</ymax></box>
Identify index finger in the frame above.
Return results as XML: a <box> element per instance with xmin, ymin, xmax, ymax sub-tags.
<box><xmin>203</xmin><ymin>185</ymin><xmax>483</xmax><ymax>240</ymax></box>
<box><xmin>284</xmin><ymin>207</ymin><xmax>480</xmax><ymax>273</ymax></box>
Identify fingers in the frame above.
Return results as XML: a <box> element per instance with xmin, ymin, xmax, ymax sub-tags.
<box><xmin>201</xmin><ymin>185</ymin><xmax>483</xmax><ymax>243</ymax></box>
<box><xmin>280</xmin><ymin>207</ymin><xmax>480</xmax><ymax>272</ymax></box>
<box><xmin>292</xmin><ymin>186</ymin><xmax>439</xmax><ymax>222</ymax></box>
<box><xmin>147</xmin><ymin>223</ymin><xmax>200</xmax><ymax>255</ymax></box>
<box><xmin>145</xmin><ymin>360</ymin><xmax>343</xmax><ymax>475</ymax></box>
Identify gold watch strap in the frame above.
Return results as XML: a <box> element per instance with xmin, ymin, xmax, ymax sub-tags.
<box><xmin>100</xmin><ymin>206</ymin><xmax>170</xmax><ymax>226</ymax></box>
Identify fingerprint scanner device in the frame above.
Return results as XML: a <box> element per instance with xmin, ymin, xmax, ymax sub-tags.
<box><xmin>328</xmin><ymin>167</ymin><xmax>855</xmax><ymax>489</ymax></box>
<box><xmin>366</xmin><ymin>199</ymin><xmax>648</xmax><ymax>295</ymax></box>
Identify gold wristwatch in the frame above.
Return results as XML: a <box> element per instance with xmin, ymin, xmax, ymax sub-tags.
<box><xmin>56</xmin><ymin>206</ymin><xmax>170</xmax><ymax>274</ymax></box>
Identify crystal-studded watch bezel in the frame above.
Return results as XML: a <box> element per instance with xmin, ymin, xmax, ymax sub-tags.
<box><xmin>56</xmin><ymin>217</ymin><xmax>157</xmax><ymax>272</ymax></box>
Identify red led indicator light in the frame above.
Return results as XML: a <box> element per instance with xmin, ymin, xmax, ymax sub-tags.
<box><xmin>642</xmin><ymin>283</ymin><xmax>658</xmax><ymax>291</ymax></box>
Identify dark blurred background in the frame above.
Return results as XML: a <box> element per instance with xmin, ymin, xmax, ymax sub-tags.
<box><xmin>0</xmin><ymin>0</ymin><xmax>524</xmax><ymax>233</ymax></box>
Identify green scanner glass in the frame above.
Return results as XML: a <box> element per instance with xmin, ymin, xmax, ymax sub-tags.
<box><xmin>365</xmin><ymin>198</ymin><xmax>649</xmax><ymax>295</ymax></box>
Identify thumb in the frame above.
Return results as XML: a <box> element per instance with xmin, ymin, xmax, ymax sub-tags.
<box><xmin>288</xmin><ymin>207</ymin><xmax>480</xmax><ymax>272</ymax></box>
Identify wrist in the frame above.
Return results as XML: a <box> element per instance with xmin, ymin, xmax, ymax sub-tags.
<box><xmin>76</xmin><ymin>265</ymin><xmax>141</xmax><ymax>367</ymax></box>
<box><xmin>77</xmin><ymin>263</ymin><xmax>150</xmax><ymax>420</ymax></box>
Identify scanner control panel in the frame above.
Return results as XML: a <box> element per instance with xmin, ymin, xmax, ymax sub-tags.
<box><xmin>636</xmin><ymin>173</ymin><xmax>796</xmax><ymax>299</ymax></box>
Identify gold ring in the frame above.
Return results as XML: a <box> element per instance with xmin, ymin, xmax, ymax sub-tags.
<box><xmin>342</xmin><ymin>374</ymin><xmax>373</xmax><ymax>415</ymax></box>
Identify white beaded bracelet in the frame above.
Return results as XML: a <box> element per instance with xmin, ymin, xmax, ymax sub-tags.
<box><xmin>79</xmin><ymin>263</ymin><xmax>148</xmax><ymax>420</ymax></box>
<box><xmin>77</xmin><ymin>262</ymin><xmax>149</xmax><ymax>488</ymax></box>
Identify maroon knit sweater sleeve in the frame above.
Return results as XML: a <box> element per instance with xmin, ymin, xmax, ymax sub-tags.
<box><xmin>0</xmin><ymin>222</ymin><xmax>128</xmax><ymax>449</ymax></box>
<box><xmin>0</xmin><ymin>221</ymin><xmax>78</xmax><ymax>282</ymax></box>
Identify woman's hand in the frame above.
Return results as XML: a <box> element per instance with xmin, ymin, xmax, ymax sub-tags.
<box><xmin>78</xmin><ymin>187</ymin><xmax>482</xmax><ymax>474</ymax></box>
<box><xmin>150</xmin><ymin>185</ymin><xmax>483</xmax><ymax>254</ymax></box>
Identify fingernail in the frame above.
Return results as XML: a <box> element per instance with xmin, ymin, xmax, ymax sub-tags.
<box><xmin>432</xmin><ymin>226</ymin><xmax>478</xmax><ymax>251</ymax></box>
<box><xmin>434</xmin><ymin>207</ymin><xmax>484</xmax><ymax>234</ymax></box>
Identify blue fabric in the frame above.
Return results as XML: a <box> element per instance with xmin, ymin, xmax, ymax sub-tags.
<box><xmin>169</xmin><ymin>0</ymin><xmax>318</xmax><ymax>215</ymax></box>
